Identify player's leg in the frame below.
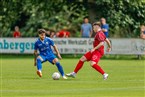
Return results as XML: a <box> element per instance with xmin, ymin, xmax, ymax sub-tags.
<box><xmin>66</xmin><ymin>51</ymin><xmax>91</xmax><ymax>78</ymax></box>
<box><xmin>74</xmin><ymin>56</ymin><xmax>87</xmax><ymax>73</ymax></box>
<box><xmin>36</xmin><ymin>55</ymin><xmax>46</xmax><ymax>77</ymax></box>
<box><xmin>90</xmin><ymin>61</ymin><xmax>105</xmax><ymax>75</ymax></box>
<box><xmin>91</xmin><ymin>61</ymin><xmax>108</xmax><ymax>80</ymax></box>
<box><xmin>52</xmin><ymin>58</ymin><xmax>67</xmax><ymax>79</ymax></box>
<box><xmin>90</xmin><ymin>51</ymin><xmax>108</xmax><ymax>80</ymax></box>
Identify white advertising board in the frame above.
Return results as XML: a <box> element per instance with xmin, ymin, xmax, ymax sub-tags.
<box><xmin>0</xmin><ymin>38</ymin><xmax>145</xmax><ymax>55</ymax></box>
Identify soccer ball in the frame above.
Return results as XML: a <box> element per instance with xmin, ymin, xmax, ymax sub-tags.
<box><xmin>52</xmin><ymin>72</ymin><xmax>60</xmax><ymax>80</ymax></box>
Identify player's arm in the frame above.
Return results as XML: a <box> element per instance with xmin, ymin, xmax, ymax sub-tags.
<box><xmin>90</xmin><ymin>30</ymin><xmax>93</xmax><ymax>38</ymax></box>
<box><xmin>102</xmin><ymin>28</ymin><xmax>108</xmax><ymax>32</ymax></box>
<box><xmin>53</xmin><ymin>44</ymin><xmax>62</xmax><ymax>60</ymax></box>
<box><xmin>102</xmin><ymin>25</ymin><xmax>109</xmax><ymax>33</ymax></box>
<box><xmin>91</xmin><ymin>42</ymin><xmax>104</xmax><ymax>53</ymax></box>
<box><xmin>105</xmin><ymin>38</ymin><xmax>111</xmax><ymax>52</ymax></box>
<box><xmin>89</xmin><ymin>25</ymin><xmax>93</xmax><ymax>38</ymax></box>
<box><xmin>34</xmin><ymin>50</ymin><xmax>38</xmax><ymax>66</ymax></box>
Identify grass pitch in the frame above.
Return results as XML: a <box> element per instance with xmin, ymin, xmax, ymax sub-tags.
<box><xmin>0</xmin><ymin>55</ymin><xmax>144</xmax><ymax>97</ymax></box>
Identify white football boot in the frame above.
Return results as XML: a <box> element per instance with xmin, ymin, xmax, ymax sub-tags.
<box><xmin>103</xmin><ymin>73</ymin><xmax>109</xmax><ymax>80</ymax></box>
<box><xmin>66</xmin><ymin>72</ymin><xmax>76</xmax><ymax>78</ymax></box>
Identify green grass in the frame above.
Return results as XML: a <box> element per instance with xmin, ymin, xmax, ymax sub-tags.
<box><xmin>0</xmin><ymin>56</ymin><xmax>144</xmax><ymax>97</ymax></box>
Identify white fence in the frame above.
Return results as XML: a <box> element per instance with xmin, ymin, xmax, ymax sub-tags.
<box><xmin>0</xmin><ymin>38</ymin><xmax>145</xmax><ymax>55</ymax></box>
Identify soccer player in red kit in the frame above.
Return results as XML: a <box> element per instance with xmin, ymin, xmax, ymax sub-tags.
<box><xmin>66</xmin><ymin>22</ymin><xmax>111</xmax><ymax>80</ymax></box>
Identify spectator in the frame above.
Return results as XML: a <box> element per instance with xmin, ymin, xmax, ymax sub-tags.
<box><xmin>50</xmin><ymin>30</ymin><xmax>56</xmax><ymax>38</ymax></box>
<box><xmin>140</xmin><ymin>25</ymin><xmax>145</xmax><ymax>39</ymax></box>
<box><xmin>13</xmin><ymin>26</ymin><xmax>21</xmax><ymax>38</ymax></box>
<box><xmin>81</xmin><ymin>17</ymin><xmax>93</xmax><ymax>38</ymax></box>
<box><xmin>45</xmin><ymin>30</ymin><xmax>51</xmax><ymax>37</ymax></box>
<box><xmin>57</xmin><ymin>27</ymin><xmax>70</xmax><ymax>38</ymax></box>
<box><xmin>137</xmin><ymin>25</ymin><xmax>145</xmax><ymax>59</ymax></box>
<box><xmin>100</xmin><ymin>18</ymin><xmax>109</xmax><ymax>38</ymax></box>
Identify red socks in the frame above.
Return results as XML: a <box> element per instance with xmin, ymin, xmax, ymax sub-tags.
<box><xmin>74</xmin><ymin>60</ymin><xmax>84</xmax><ymax>73</ymax></box>
<box><xmin>92</xmin><ymin>64</ymin><xmax>105</xmax><ymax>75</ymax></box>
<box><xmin>74</xmin><ymin>60</ymin><xmax>105</xmax><ymax>75</ymax></box>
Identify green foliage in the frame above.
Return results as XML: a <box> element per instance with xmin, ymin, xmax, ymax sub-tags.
<box><xmin>1</xmin><ymin>0</ymin><xmax>87</xmax><ymax>37</ymax></box>
<box><xmin>1</xmin><ymin>0</ymin><xmax>145</xmax><ymax>37</ymax></box>
<box><xmin>95</xmin><ymin>0</ymin><xmax>145</xmax><ymax>38</ymax></box>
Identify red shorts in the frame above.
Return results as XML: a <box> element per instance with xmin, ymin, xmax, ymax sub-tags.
<box><xmin>84</xmin><ymin>50</ymin><xmax>103</xmax><ymax>63</ymax></box>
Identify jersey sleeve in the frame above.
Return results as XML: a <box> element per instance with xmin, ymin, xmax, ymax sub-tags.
<box><xmin>97</xmin><ymin>32</ymin><xmax>106</xmax><ymax>42</ymax></box>
<box><xmin>34</xmin><ymin>42</ymin><xmax>38</xmax><ymax>50</ymax></box>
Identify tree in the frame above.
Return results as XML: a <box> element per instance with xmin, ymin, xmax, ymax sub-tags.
<box><xmin>0</xmin><ymin>0</ymin><xmax>87</xmax><ymax>37</ymax></box>
<box><xmin>94</xmin><ymin>0</ymin><xmax>145</xmax><ymax>37</ymax></box>
<box><xmin>1</xmin><ymin>0</ymin><xmax>145</xmax><ymax>37</ymax></box>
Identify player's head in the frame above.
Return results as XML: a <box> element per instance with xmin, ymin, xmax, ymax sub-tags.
<box><xmin>83</xmin><ymin>16</ymin><xmax>89</xmax><ymax>23</ymax></box>
<box><xmin>93</xmin><ymin>22</ymin><xmax>101</xmax><ymax>33</ymax></box>
<box><xmin>15</xmin><ymin>26</ymin><xmax>19</xmax><ymax>31</ymax></box>
<box><xmin>100</xmin><ymin>18</ymin><xmax>106</xmax><ymax>25</ymax></box>
<box><xmin>38</xmin><ymin>29</ymin><xmax>46</xmax><ymax>40</ymax></box>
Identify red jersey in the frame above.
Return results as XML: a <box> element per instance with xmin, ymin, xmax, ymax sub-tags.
<box><xmin>13</xmin><ymin>31</ymin><xmax>21</xmax><ymax>38</ymax></box>
<box><xmin>93</xmin><ymin>30</ymin><xmax>106</xmax><ymax>55</ymax></box>
<box><xmin>58</xmin><ymin>30</ymin><xmax>70</xmax><ymax>38</ymax></box>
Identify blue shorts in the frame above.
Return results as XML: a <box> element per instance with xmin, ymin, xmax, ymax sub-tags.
<box><xmin>39</xmin><ymin>54</ymin><xmax>57</xmax><ymax>64</ymax></box>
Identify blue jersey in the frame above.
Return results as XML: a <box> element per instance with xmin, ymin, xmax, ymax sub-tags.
<box><xmin>101</xmin><ymin>24</ymin><xmax>109</xmax><ymax>38</ymax></box>
<box><xmin>81</xmin><ymin>23</ymin><xmax>92</xmax><ymax>38</ymax></box>
<box><xmin>34</xmin><ymin>37</ymin><xmax>54</xmax><ymax>56</ymax></box>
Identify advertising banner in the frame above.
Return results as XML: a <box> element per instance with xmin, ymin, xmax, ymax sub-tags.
<box><xmin>0</xmin><ymin>38</ymin><xmax>145</xmax><ymax>55</ymax></box>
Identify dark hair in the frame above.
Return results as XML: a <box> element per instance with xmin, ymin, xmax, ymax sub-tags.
<box><xmin>38</xmin><ymin>29</ymin><xmax>46</xmax><ymax>34</ymax></box>
<box><xmin>83</xmin><ymin>16</ymin><xmax>89</xmax><ymax>20</ymax></box>
<box><xmin>93</xmin><ymin>22</ymin><xmax>101</xmax><ymax>27</ymax></box>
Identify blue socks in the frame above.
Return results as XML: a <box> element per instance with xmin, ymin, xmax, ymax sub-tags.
<box><xmin>37</xmin><ymin>58</ymin><xmax>42</xmax><ymax>71</ymax></box>
<box><xmin>37</xmin><ymin>59</ymin><xmax>64</xmax><ymax>76</ymax></box>
<box><xmin>55</xmin><ymin>62</ymin><xmax>65</xmax><ymax>76</ymax></box>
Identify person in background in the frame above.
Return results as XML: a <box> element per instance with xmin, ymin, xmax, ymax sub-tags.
<box><xmin>50</xmin><ymin>30</ymin><xmax>56</xmax><ymax>38</ymax></box>
<box><xmin>137</xmin><ymin>25</ymin><xmax>145</xmax><ymax>59</ymax></box>
<box><xmin>45</xmin><ymin>30</ymin><xmax>51</xmax><ymax>37</ymax></box>
<box><xmin>13</xmin><ymin>26</ymin><xmax>21</xmax><ymax>38</ymax></box>
<box><xmin>57</xmin><ymin>27</ymin><xmax>70</xmax><ymax>38</ymax></box>
<box><xmin>100</xmin><ymin>18</ymin><xmax>109</xmax><ymax>38</ymax></box>
<box><xmin>140</xmin><ymin>25</ymin><xmax>145</xmax><ymax>39</ymax></box>
<box><xmin>81</xmin><ymin>17</ymin><xmax>93</xmax><ymax>38</ymax></box>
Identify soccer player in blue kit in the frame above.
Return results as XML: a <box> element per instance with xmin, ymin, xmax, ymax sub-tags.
<box><xmin>34</xmin><ymin>29</ymin><xmax>67</xmax><ymax>79</ymax></box>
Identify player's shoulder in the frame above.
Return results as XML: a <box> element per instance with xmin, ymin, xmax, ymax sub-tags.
<box><xmin>45</xmin><ymin>37</ymin><xmax>52</xmax><ymax>40</ymax></box>
<box><xmin>98</xmin><ymin>30</ymin><xmax>104</xmax><ymax>34</ymax></box>
<box><xmin>45</xmin><ymin>37</ymin><xmax>54</xmax><ymax>42</ymax></box>
<box><xmin>34</xmin><ymin>38</ymin><xmax>40</xmax><ymax>44</ymax></box>
<box><xmin>98</xmin><ymin>30</ymin><xmax>106</xmax><ymax>37</ymax></box>
<box><xmin>96</xmin><ymin>31</ymin><xmax>106</xmax><ymax>41</ymax></box>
